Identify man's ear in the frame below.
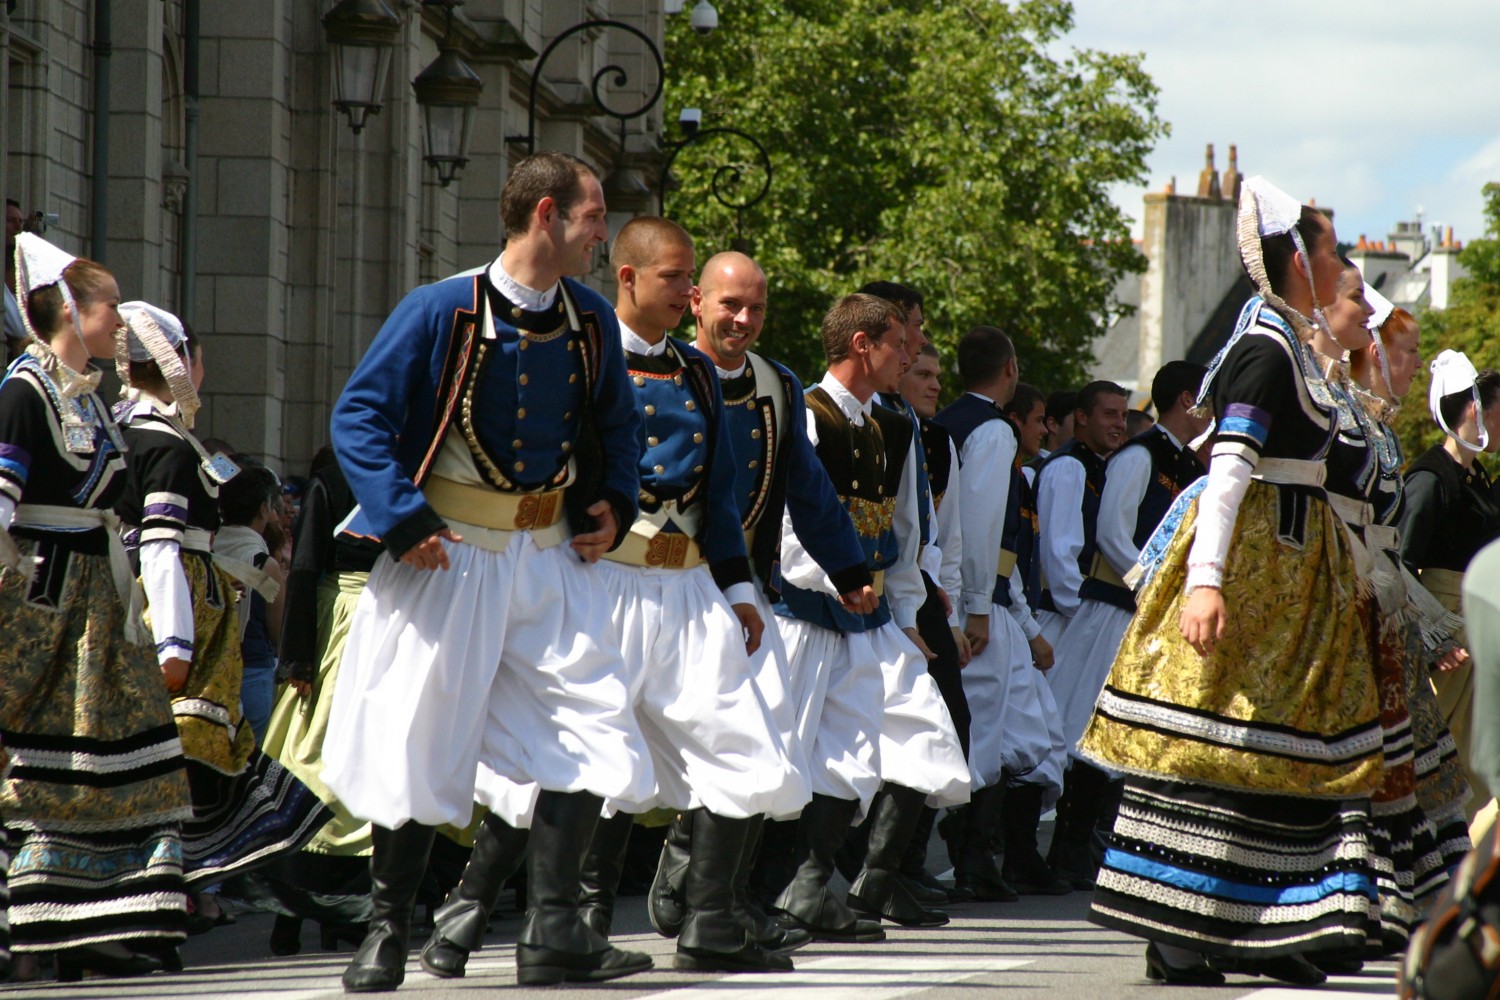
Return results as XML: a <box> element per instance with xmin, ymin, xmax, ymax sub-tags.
<box><xmin>535</xmin><ymin>195</ymin><xmax>558</xmax><ymax>230</ymax></box>
<box><xmin>617</xmin><ymin>264</ymin><xmax>636</xmax><ymax>292</ymax></box>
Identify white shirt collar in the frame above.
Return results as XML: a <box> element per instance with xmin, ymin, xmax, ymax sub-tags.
<box><xmin>618</xmin><ymin>319</ymin><xmax>668</xmax><ymax>357</ymax></box>
<box><xmin>819</xmin><ymin>371</ymin><xmax>872</xmax><ymax>427</ymax></box>
<box><xmin>487</xmin><ymin>256</ymin><xmax>557</xmax><ymax>313</ymax></box>
<box><xmin>967</xmin><ymin>390</ymin><xmax>997</xmax><ymax>405</ymax></box>
<box><xmin>1157</xmin><ymin>424</ymin><xmax>1186</xmax><ymax>451</ymax></box>
<box><xmin>715</xmin><ymin>360</ymin><xmax>747</xmax><ymax>380</ymax></box>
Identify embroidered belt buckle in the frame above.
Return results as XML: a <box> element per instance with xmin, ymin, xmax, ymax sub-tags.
<box><xmin>513</xmin><ymin>490</ymin><xmax>563</xmax><ymax>531</ymax></box>
<box><xmin>646</xmin><ymin>532</ymin><xmax>693</xmax><ymax>569</ymax></box>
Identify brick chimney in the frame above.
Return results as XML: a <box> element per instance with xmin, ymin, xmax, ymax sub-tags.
<box><xmin>1197</xmin><ymin>143</ymin><xmax>1221</xmax><ymax>199</ymax></box>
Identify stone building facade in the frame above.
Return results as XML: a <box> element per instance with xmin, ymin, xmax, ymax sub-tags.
<box><xmin>2</xmin><ymin>0</ymin><xmax>674</xmax><ymax>474</ymax></box>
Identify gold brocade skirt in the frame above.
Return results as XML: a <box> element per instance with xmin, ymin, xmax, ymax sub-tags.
<box><xmin>1079</xmin><ymin>478</ymin><xmax>1383</xmax><ymax>798</ymax></box>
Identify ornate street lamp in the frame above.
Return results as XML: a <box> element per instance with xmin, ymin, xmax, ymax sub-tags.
<box><xmin>412</xmin><ymin>1</ymin><xmax>484</xmax><ymax>186</ymax></box>
<box><xmin>322</xmin><ymin>0</ymin><xmax>402</xmax><ymax>134</ymax></box>
<box><xmin>658</xmin><ymin>110</ymin><xmax>772</xmax><ymax>245</ymax></box>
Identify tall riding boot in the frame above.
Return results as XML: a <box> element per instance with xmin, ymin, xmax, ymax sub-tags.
<box><xmin>515</xmin><ymin>790</ymin><xmax>653</xmax><ymax>986</ymax></box>
<box><xmin>648</xmin><ymin>810</ymin><xmax>693</xmax><ymax>938</ymax></box>
<box><xmin>675</xmin><ymin>811</ymin><xmax>792</xmax><ymax>972</ymax></box>
<box><xmin>772</xmin><ymin>793</ymin><xmax>886</xmax><ymax>943</ymax></box>
<box><xmin>737</xmin><ymin>815</ymin><xmax>811</xmax><ymax>954</ymax></box>
<box><xmin>419</xmin><ymin>814</ymin><xmax>531</xmax><ymax>978</ymax></box>
<box><xmin>578</xmin><ymin>810</ymin><xmax>635</xmax><ymax>939</ymax></box>
<box><xmin>847</xmin><ymin>784</ymin><xmax>949</xmax><ymax>927</ymax></box>
<box><xmin>958</xmin><ymin>783</ymin><xmax>1017</xmax><ymax>901</ymax></box>
<box><xmin>899</xmin><ymin>805</ymin><xmax>948</xmax><ymax>903</ymax></box>
<box><xmin>1001</xmin><ymin>783</ymin><xmax>1072</xmax><ymax>895</ymax></box>
<box><xmin>752</xmin><ymin>818</ymin><xmax>799</xmax><ymax>912</ymax></box>
<box><xmin>1047</xmin><ymin>762</ymin><xmax>1108</xmax><ymax>889</ymax></box>
<box><xmin>342</xmin><ymin>821</ymin><xmax>439</xmax><ymax>993</ymax></box>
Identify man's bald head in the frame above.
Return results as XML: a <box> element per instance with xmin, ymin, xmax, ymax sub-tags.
<box><xmin>693</xmin><ymin>251</ymin><xmax>769</xmax><ymax>369</ymax></box>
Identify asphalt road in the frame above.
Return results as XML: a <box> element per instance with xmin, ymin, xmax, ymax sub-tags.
<box><xmin>9</xmin><ymin>883</ymin><xmax>1401</xmax><ymax>999</ymax></box>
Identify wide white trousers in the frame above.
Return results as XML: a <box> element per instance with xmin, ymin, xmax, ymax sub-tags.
<box><xmin>322</xmin><ymin>534</ymin><xmax>653</xmax><ymax>829</ymax></box>
<box><xmin>961</xmin><ymin>606</ymin><xmax>1028</xmax><ymax>791</ymax></box>
<box><xmin>1046</xmin><ymin>597</ymin><xmax>1132</xmax><ymax>761</ymax></box>
<box><xmin>866</xmin><ymin>621</ymin><xmax>971</xmax><ymax>809</ymax></box>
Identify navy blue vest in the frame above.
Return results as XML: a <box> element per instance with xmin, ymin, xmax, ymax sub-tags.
<box><xmin>1035</xmin><ymin>438</ymin><xmax>1108</xmax><ymax>613</ymax></box>
<box><xmin>933</xmin><ymin>393</ymin><xmax>1024</xmax><ymax>607</ymax></box>
<box><xmin>775</xmin><ymin>387</ymin><xmax>911</xmax><ymax>633</ymax></box>
<box><xmin>878</xmin><ymin>392</ymin><xmax>930</xmax><ymax>547</ymax></box>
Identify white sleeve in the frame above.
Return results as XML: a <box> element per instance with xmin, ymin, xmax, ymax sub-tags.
<box><xmin>723</xmin><ymin>582</ymin><xmax>757</xmax><ymax>607</ymax></box>
<box><xmin>141</xmin><ymin>538</ymin><xmax>194</xmax><ymax>664</ymax></box>
<box><xmin>1006</xmin><ymin>567</ymin><xmax>1042</xmax><ymax>640</ymax></box>
<box><xmin>1184</xmin><ymin>452</ymin><xmax>1253</xmax><ymax>592</ymax></box>
<box><xmin>1038</xmin><ymin>458</ymin><xmax>1087</xmax><ymax>617</ymax></box>
<box><xmin>935</xmin><ymin>439</ymin><xmax>964</xmax><ymax>627</ymax></box>
<box><xmin>886</xmin><ymin>432</ymin><xmax>927</xmax><ymax>630</ymax></box>
<box><xmin>956</xmin><ymin>421</ymin><xmax>1015</xmax><ymax>616</ymax></box>
<box><xmin>0</xmin><ymin>495</ymin><xmax>14</xmax><ymax>527</ymax></box>
<box><xmin>776</xmin><ymin>408</ymin><xmax>839</xmax><ymax>596</ymax></box>
<box><xmin>1097</xmin><ymin>445</ymin><xmax>1152</xmax><ymax>576</ymax></box>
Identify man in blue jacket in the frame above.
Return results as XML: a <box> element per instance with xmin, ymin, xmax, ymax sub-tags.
<box><xmin>321</xmin><ymin>152</ymin><xmax>654</xmax><ymax>992</ymax></box>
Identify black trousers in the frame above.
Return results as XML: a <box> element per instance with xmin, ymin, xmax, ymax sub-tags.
<box><xmin>917</xmin><ymin>571</ymin><xmax>970</xmax><ymax>760</ymax></box>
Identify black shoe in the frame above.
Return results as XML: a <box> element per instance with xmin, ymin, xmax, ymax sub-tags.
<box><xmin>901</xmin><ymin>871</ymin><xmax>950</xmax><ymax>904</ymax></box>
<box><xmin>1054</xmin><ymin>866</ymin><xmax>1096</xmax><ymax>890</ymax></box>
<box><xmin>55</xmin><ymin>946</ymin><xmax>162</xmax><ymax>982</ymax></box>
<box><xmin>648</xmin><ymin>811</ymin><xmax>692</xmax><ymax>939</ymax></box>
<box><xmin>758</xmin><ymin>915</ymin><xmax>813</xmax><ymax>954</ymax></box>
<box><xmin>1212</xmin><ymin>953</ymin><xmax>1327</xmax><ymax>986</ymax></box>
<box><xmin>342</xmin><ymin>821</ymin><xmax>438</xmax><ymax>993</ymax></box>
<box><xmin>419</xmin><ymin>813</ymin><xmax>530</xmax><ymax>979</ymax></box>
<box><xmin>515</xmin><ymin>943</ymin><xmax>653</xmax><ymax>986</ymax></box>
<box><xmin>848</xmin><ymin>869</ymin><xmax>950</xmax><ymax>927</ymax></box>
<box><xmin>1307</xmin><ymin>948</ymin><xmax>1363</xmax><ymax>975</ymax></box>
<box><xmin>1143</xmin><ymin>943</ymin><xmax>1225</xmax><ymax>985</ymax></box>
<box><xmin>270</xmin><ymin>915</ymin><xmax>303</xmax><ymax>956</ymax></box>
<box><xmin>674</xmin><ymin>941</ymin><xmax>794</xmax><ymax>973</ymax></box>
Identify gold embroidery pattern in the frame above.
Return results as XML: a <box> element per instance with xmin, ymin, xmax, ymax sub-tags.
<box><xmin>847</xmin><ymin>496</ymin><xmax>897</xmax><ymax>539</ymax></box>
<box><xmin>1079</xmin><ymin>478</ymin><xmax>1383</xmax><ymax>798</ymax></box>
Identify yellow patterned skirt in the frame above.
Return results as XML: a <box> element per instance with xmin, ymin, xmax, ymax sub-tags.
<box><xmin>1079</xmin><ymin>479</ymin><xmax>1383</xmax><ymax>798</ymax></box>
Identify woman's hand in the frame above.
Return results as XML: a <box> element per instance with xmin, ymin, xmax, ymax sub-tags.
<box><xmin>1180</xmin><ymin>586</ymin><xmax>1226</xmax><ymax>656</ymax></box>
<box><xmin>162</xmin><ymin>656</ymin><xmax>190</xmax><ymax>693</ymax></box>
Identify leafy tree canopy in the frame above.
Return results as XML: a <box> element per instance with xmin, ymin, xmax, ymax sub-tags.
<box><xmin>660</xmin><ymin>0</ymin><xmax>1167</xmax><ymax>392</ymax></box>
<box><xmin>1395</xmin><ymin>181</ymin><xmax>1500</xmax><ymax>472</ymax></box>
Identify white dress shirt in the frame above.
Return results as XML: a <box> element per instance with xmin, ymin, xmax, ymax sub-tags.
<box><xmin>1095</xmin><ymin>426</ymin><xmax>1186</xmax><ymax>577</ymax></box>
<box><xmin>487</xmin><ymin>256</ymin><xmax>558</xmax><ymax>313</ymax></box>
<box><xmin>1036</xmin><ymin>445</ymin><xmax>1107</xmax><ymax>618</ymax></box>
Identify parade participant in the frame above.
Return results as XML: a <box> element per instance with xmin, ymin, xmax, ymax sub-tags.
<box><xmin>894</xmin><ymin>342</ymin><xmax>970</xmax><ymax>902</ymax></box>
<box><xmin>1078</xmin><ymin>177</ymin><xmax>1384</xmax><ymax>985</ymax></box>
<box><xmin>1004</xmin><ymin>383</ymin><xmax>1048</xmax><ymax>467</ymax></box>
<box><xmin>1038</xmin><ymin>389</ymin><xmax>1077</xmax><ymax>460</ymax></box>
<box><xmin>771</xmin><ymin>293</ymin><xmax>969</xmax><ymax>938</ymax></box>
<box><xmin>1399</xmin><ymin>354</ymin><xmax>1500</xmax><ymax>822</ymax></box>
<box><xmin>323</xmin><ymin>151</ymin><xmax>655</xmax><ymax>991</ymax></box>
<box><xmin>0</xmin><ymin>235</ymin><xmax>191</xmax><ymax>977</ymax></box>
<box><xmin>1045</xmin><ymin>362</ymin><xmax>1208</xmax><ymax>889</ymax></box>
<box><xmin>647</xmin><ymin>250</ymin><xmax>875</xmax><ymax>954</ymax></box>
<box><xmin>113</xmin><ymin>303</ymin><xmax>328</xmax><ymax>954</ymax></box>
<box><xmin>932</xmin><ymin>325</ymin><xmax>1041</xmax><ymax>902</ymax></box>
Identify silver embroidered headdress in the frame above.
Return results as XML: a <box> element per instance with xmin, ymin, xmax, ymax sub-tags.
<box><xmin>1236</xmin><ymin>175</ymin><xmax>1327</xmax><ymax>342</ymax></box>
<box><xmin>1362</xmin><ymin>283</ymin><xmax>1396</xmax><ymax>393</ymax></box>
<box><xmin>117</xmin><ymin>301</ymin><xmax>201</xmax><ymax>428</ymax></box>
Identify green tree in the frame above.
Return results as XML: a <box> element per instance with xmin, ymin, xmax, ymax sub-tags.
<box><xmin>660</xmin><ymin>0</ymin><xmax>1166</xmax><ymax>391</ymax></box>
<box><xmin>1394</xmin><ymin>182</ymin><xmax>1500</xmax><ymax>471</ymax></box>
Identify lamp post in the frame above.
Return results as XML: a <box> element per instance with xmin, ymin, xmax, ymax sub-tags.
<box><xmin>658</xmin><ymin>112</ymin><xmax>772</xmax><ymax>245</ymax></box>
<box><xmin>411</xmin><ymin>1</ymin><xmax>484</xmax><ymax>187</ymax></box>
<box><xmin>321</xmin><ymin>0</ymin><xmax>402</xmax><ymax>134</ymax></box>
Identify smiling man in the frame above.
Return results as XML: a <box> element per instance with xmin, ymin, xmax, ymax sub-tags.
<box><xmin>324</xmin><ymin>152</ymin><xmax>653</xmax><ymax>992</ymax></box>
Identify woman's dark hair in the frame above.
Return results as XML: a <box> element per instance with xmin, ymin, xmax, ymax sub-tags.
<box><xmin>219</xmin><ymin>460</ymin><xmax>280</xmax><ymax>527</ymax></box>
<box><xmin>1439</xmin><ymin>369</ymin><xmax>1500</xmax><ymax>431</ymax></box>
<box><xmin>1258</xmin><ymin>206</ymin><xmax>1329</xmax><ymax>296</ymax></box>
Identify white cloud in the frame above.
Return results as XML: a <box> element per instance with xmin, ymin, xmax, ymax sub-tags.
<box><xmin>1063</xmin><ymin>0</ymin><xmax>1500</xmax><ymax>244</ymax></box>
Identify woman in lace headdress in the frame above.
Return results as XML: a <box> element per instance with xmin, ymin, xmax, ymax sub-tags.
<box><xmin>1077</xmin><ymin>178</ymin><xmax>1384</xmax><ymax>985</ymax></box>
<box><xmin>112</xmin><ymin>302</ymin><xmax>328</xmax><ymax>942</ymax></box>
<box><xmin>0</xmin><ymin>235</ymin><xmax>191</xmax><ymax>980</ymax></box>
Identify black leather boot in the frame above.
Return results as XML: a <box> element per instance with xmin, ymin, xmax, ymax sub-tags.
<box><xmin>515</xmin><ymin>790</ymin><xmax>653</xmax><ymax>986</ymax></box>
<box><xmin>1001</xmin><ymin>783</ymin><xmax>1072</xmax><ymax>895</ymax></box>
<box><xmin>1046</xmin><ymin>762</ymin><xmax>1107</xmax><ymax>889</ymax></box>
<box><xmin>899</xmin><ymin>805</ymin><xmax>949</xmax><ymax>904</ymax></box>
<box><xmin>342</xmin><ymin>821</ymin><xmax>438</xmax><ymax>993</ymax></box>
<box><xmin>648</xmin><ymin>810</ymin><xmax>693</xmax><ymax>938</ymax></box>
<box><xmin>675</xmin><ymin>811</ymin><xmax>792</xmax><ymax>972</ymax></box>
<box><xmin>578</xmin><ymin>810</ymin><xmax>634</xmax><ymax>939</ymax></box>
<box><xmin>847</xmin><ymin>784</ymin><xmax>949</xmax><ymax>927</ymax></box>
<box><xmin>737</xmin><ymin>816</ymin><xmax>811</xmax><ymax>954</ymax></box>
<box><xmin>772</xmin><ymin>794</ymin><xmax>886</xmax><ymax>943</ymax></box>
<box><xmin>418</xmin><ymin>813</ymin><xmax>530</xmax><ymax>978</ymax></box>
<box><xmin>959</xmin><ymin>783</ymin><xmax>1017</xmax><ymax>902</ymax></box>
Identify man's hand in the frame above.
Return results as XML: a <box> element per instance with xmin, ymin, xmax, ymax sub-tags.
<box><xmin>161</xmin><ymin>656</ymin><xmax>190</xmax><ymax>693</ymax></box>
<box><xmin>1029</xmin><ymin>634</ymin><xmax>1054</xmax><ymax>671</ymax></box>
<box><xmin>837</xmin><ymin>585</ymin><xmax>879</xmax><ymax>616</ymax></box>
<box><xmin>951</xmin><ymin>625</ymin><xmax>972</xmax><ymax>667</ymax></box>
<box><xmin>1434</xmin><ymin>646</ymin><xmax>1471</xmax><ymax>673</ymax></box>
<box><xmin>731</xmin><ymin>602</ymin><xmax>764</xmax><ymax>656</ymax></box>
<box><xmin>570</xmin><ymin>501</ymin><xmax>618</xmax><ymax>564</ymax></box>
<box><xmin>400</xmin><ymin>528</ymin><xmax>463</xmax><ymax>571</ymax></box>
<box><xmin>965</xmin><ymin>612</ymin><xmax>990</xmax><ymax>657</ymax></box>
<box><xmin>903</xmin><ymin>626</ymin><xmax>937</xmax><ymax>661</ymax></box>
<box><xmin>1180</xmin><ymin>586</ymin><xmax>1226</xmax><ymax>656</ymax></box>
<box><xmin>288</xmin><ymin>679</ymin><xmax>313</xmax><ymax>698</ymax></box>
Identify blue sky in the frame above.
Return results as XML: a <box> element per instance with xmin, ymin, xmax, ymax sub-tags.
<box><xmin>1062</xmin><ymin>0</ymin><xmax>1500</xmax><ymax>249</ymax></box>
